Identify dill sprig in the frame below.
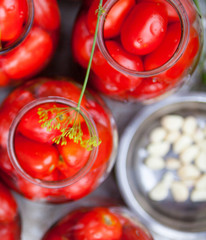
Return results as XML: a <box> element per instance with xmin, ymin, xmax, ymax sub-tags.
<box><xmin>37</xmin><ymin>0</ymin><xmax>104</xmax><ymax>150</ymax></box>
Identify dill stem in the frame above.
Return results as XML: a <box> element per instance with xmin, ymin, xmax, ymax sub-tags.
<box><xmin>77</xmin><ymin>0</ymin><xmax>103</xmax><ymax>110</ymax></box>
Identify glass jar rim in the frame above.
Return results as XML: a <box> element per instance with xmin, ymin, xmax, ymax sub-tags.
<box><xmin>7</xmin><ymin>96</ymin><xmax>99</xmax><ymax>189</ymax></box>
<box><xmin>0</xmin><ymin>0</ymin><xmax>34</xmax><ymax>55</ymax></box>
<box><xmin>97</xmin><ymin>0</ymin><xmax>190</xmax><ymax>77</ymax></box>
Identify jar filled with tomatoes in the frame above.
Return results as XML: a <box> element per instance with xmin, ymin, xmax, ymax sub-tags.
<box><xmin>0</xmin><ymin>0</ymin><xmax>60</xmax><ymax>87</ymax></box>
<box><xmin>41</xmin><ymin>205</ymin><xmax>154</xmax><ymax>240</ymax></box>
<box><xmin>0</xmin><ymin>77</ymin><xmax>117</xmax><ymax>202</ymax></box>
<box><xmin>0</xmin><ymin>181</ymin><xmax>21</xmax><ymax>240</ymax></box>
<box><xmin>72</xmin><ymin>0</ymin><xmax>203</xmax><ymax>102</ymax></box>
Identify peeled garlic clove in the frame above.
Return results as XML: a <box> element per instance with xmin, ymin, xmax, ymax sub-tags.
<box><xmin>197</xmin><ymin>139</ymin><xmax>206</xmax><ymax>151</ymax></box>
<box><xmin>144</xmin><ymin>156</ymin><xmax>165</xmax><ymax>170</ymax></box>
<box><xmin>182</xmin><ymin>116</ymin><xmax>197</xmax><ymax>135</ymax></box>
<box><xmin>178</xmin><ymin>164</ymin><xmax>201</xmax><ymax>181</ymax></box>
<box><xmin>161</xmin><ymin>115</ymin><xmax>184</xmax><ymax>132</ymax></box>
<box><xmin>195</xmin><ymin>151</ymin><xmax>206</xmax><ymax>172</ymax></box>
<box><xmin>180</xmin><ymin>145</ymin><xmax>199</xmax><ymax>164</ymax></box>
<box><xmin>165</xmin><ymin>131</ymin><xmax>180</xmax><ymax>144</ymax></box>
<box><xmin>149</xmin><ymin>127</ymin><xmax>167</xmax><ymax>143</ymax></box>
<box><xmin>191</xmin><ymin>189</ymin><xmax>206</xmax><ymax>202</ymax></box>
<box><xmin>193</xmin><ymin>129</ymin><xmax>205</xmax><ymax>143</ymax></box>
<box><xmin>149</xmin><ymin>182</ymin><xmax>169</xmax><ymax>201</ymax></box>
<box><xmin>161</xmin><ymin>172</ymin><xmax>174</xmax><ymax>188</ymax></box>
<box><xmin>195</xmin><ymin>174</ymin><xmax>206</xmax><ymax>190</ymax></box>
<box><xmin>173</xmin><ymin>135</ymin><xmax>193</xmax><ymax>154</ymax></box>
<box><xmin>147</xmin><ymin>142</ymin><xmax>170</xmax><ymax>157</ymax></box>
<box><xmin>171</xmin><ymin>181</ymin><xmax>189</xmax><ymax>202</ymax></box>
<box><xmin>166</xmin><ymin>157</ymin><xmax>181</xmax><ymax>170</ymax></box>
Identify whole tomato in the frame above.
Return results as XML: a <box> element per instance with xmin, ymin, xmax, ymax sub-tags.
<box><xmin>14</xmin><ymin>133</ymin><xmax>59</xmax><ymax>179</ymax></box>
<box><xmin>87</xmin><ymin>0</ymin><xmax>135</xmax><ymax>38</ymax></box>
<box><xmin>3</xmin><ymin>26</ymin><xmax>53</xmax><ymax>80</ymax></box>
<box><xmin>120</xmin><ymin>2</ymin><xmax>168</xmax><ymax>55</ymax></box>
<box><xmin>74</xmin><ymin>207</ymin><xmax>122</xmax><ymax>240</ymax></box>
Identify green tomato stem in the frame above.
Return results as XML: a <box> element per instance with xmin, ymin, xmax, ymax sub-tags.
<box><xmin>77</xmin><ymin>0</ymin><xmax>104</xmax><ymax>110</ymax></box>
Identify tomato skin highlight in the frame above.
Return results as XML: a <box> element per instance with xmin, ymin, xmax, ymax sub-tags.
<box><xmin>121</xmin><ymin>2</ymin><xmax>168</xmax><ymax>55</ymax></box>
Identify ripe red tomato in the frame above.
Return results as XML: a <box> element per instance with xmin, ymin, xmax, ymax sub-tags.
<box><xmin>0</xmin><ymin>182</ymin><xmax>17</xmax><ymax>223</ymax></box>
<box><xmin>144</xmin><ymin>22</ymin><xmax>181</xmax><ymax>70</ymax></box>
<box><xmin>74</xmin><ymin>207</ymin><xmax>122</xmax><ymax>240</ymax></box>
<box><xmin>71</xmin><ymin>12</ymin><xmax>94</xmax><ymax>68</ymax></box>
<box><xmin>91</xmin><ymin>40</ymin><xmax>143</xmax><ymax>94</ymax></box>
<box><xmin>57</xmin><ymin>123</ymin><xmax>91</xmax><ymax>177</ymax></box>
<box><xmin>33</xmin><ymin>0</ymin><xmax>60</xmax><ymax>31</ymax></box>
<box><xmin>0</xmin><ymin>220</ymin><xmax>21</xmax><ymax>240</ymax></box>
<box><xmin>14</xmin><ymin>133</ymin><xmax>59</xmax><ymax>179</ymax></box>
<box><xmin>0</xmin><ymin>0</ymin><xmax>25</xmax><ymax>42</ymax></box>
<box><xmin>121</xmin><ymin>2</ymin><xmax>168</xmax><ymax>55</ymax></box>
<box><xmin>87</xmin><ymin>0</ymin><xmax>135</xmax><ymax>38</ymax></box>
<box><xmin>3</xmin><ymin>26</ymin><xmax>53</xmax><ymax>80</ymax></box>
<box><xmin>17</xmin><ymin>103</ymin><xmax>65</xmax><ymax>144</ymax></box>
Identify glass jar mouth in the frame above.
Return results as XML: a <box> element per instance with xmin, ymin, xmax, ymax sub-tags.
<box><xmin>0</xmin><ymin>0</ymin><xmax>34</xmax><ymax>55</ymax></box>
<box><xmin>97</xmin><ymin>0</ymin><xmax>190</xmax><ymax>77</ymax></box>
<box><xmin>7</xmin><ymin>96</ymin><xmax>99</xmax><ymax>189</ymax></box>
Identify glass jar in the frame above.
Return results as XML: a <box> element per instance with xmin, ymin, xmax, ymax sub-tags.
<box><xmin>41</xmin><ymin>205</ymin><xmax>154</xmax><ymax>240</ymax></box>
<box><xmin>0</xmin><ymin>77</ymin><xmax>118</xmax><ymax>202</ymax></box>
<box><xmin>0</xmin><ymin>181</ymin><xmax>21</xmax><ymax>240</ymax></box>
<box><xmin>0</xmin><ymin>0</ymin><xmax>60</xmax><ymax>87</ymax></box>
<box><xmin>72</xmin><ymin>0</ymin><xmax>203</xmax><ymax>102</ymax></box>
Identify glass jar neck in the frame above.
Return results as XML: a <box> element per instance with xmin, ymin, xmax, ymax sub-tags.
<box><xmin>0</xmin><ymin>0</ymin><xmax>34</xmax><ymax>55</ymax></box>
<box><xmin>7</xmin><ymin>97</ymin><xmax>99</xmax><ymax>189</ymax></box>
<box><xmin>97</xmin><ymin>0</ymin><xmax>190</xmax><ymax>77</ymax></box>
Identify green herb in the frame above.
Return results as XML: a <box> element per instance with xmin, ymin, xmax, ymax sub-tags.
<box><xmin>38</xmin><ymin>0</ymin><xmax>104</xmax><ymax>150</ymax></box>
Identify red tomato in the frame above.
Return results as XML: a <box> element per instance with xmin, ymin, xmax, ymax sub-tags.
<box><xmin>0</xmin><ymin>89</ymin><xmax>35</xmax><ymax>149</ymax></box>
<box><xmin>91</xmin><ymin>41</ymin><xmax>143</xmax><ymax>94</ymax></box>
<box><xmin>33</xmin><ymin>0</ymin><xmax>60</xmax><ymax>31</ymax></box>
<box><xmin>0</xmin><ymin>0</ymin><xmax>25</xmax><ymax>42</ymax></box>
<box><xmin>144</xmin><ymin>22</ymin><xmax>181</xmax><ymax>70</ymax></box>
<box><xmin>3</xmin><ymin>26</ymin><xmax>53</xmax><ymax>80</ymax></box>
<box><xmin>71</xmin><ymin>12</ymin><xmax>94</xmax><ymax>68</ymax></box>
<box><xmin>0</xmin><ymin>182</ymin><xmax>17</xmax><ymax>223</ymax></box>
<box><xmin>126</xmin><ymin>77</ymin><xmax>169</xmax><ymax>101</ymax></box>
<box><xmin>137</xmin><ymin>0</ymin><xmax>196</xmax><ymax>23</ymax></box>
<box><xmin>121</xmin><ymin>2</ymin><xmax>168</xmax><ymax>55</ymax></box>
<box><xmin>87</xmin><ymin>0</ymin><xmax>135</xmax><ymax>38</ymax></box>
<box><xmin>17</xmin><ymin>103</ymin><xmax>65</xmax><ymax>144</ymax></box>
<box><xmin>57</xmin><ymin>123</ymin><xmax>91</xmax><ymax>178</ymax></box>
<box><xmin>14</xmin><ymin>133</ymin><xmax>59</xmax><ymax>179</ymax></box>
<box><xmin>122</xmin><ymin>224</ymin><xmax>152</xmax><ymax>240</ymax></box>
<box><xmin>74</xmin><ymin>207</ymin><xmax>122</xmax><ymax>240</ymax></box>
